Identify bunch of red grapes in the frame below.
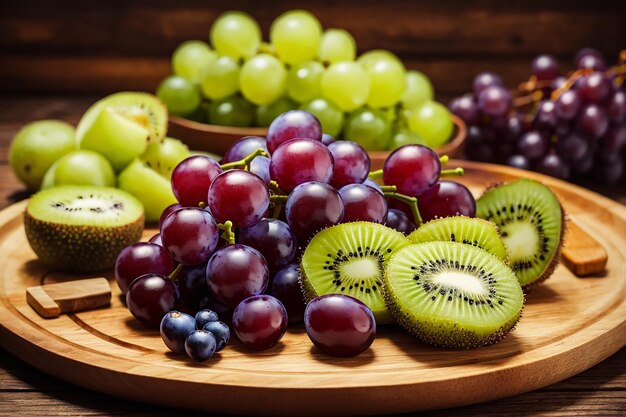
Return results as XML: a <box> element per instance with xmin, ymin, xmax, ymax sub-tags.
<box><xmin>114</xmin><ymin>110</ymin><xmax>475</xmax><ymax>359</ymax></box>
<box><xmin>449</xmin><ymin>48</ymin><xmax>626</xmax><ymax>184</ymax></box>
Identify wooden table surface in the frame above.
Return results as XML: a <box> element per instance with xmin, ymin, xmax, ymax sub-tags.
<box><xmin>0</xmin><ymin>96</ymin><xmax>624</xmax><ymax>416</ymax></box>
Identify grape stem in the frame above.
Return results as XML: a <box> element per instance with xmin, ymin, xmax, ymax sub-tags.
<box><xmin>217</xmin><ymin>220</ymin><xmax>235</xmax><ymax>245</ymax></box>
<box><xmin>440</xmin><ymin>167</ymin><xmax>465</xmax><ymax>177</ymax></box>
<box><xmin>168</xmin><ymin>263</ymin><xmax>184</xmax><ymax>282</ymax></box>
<box><xmin>368</xmin><ymin>169</ymin><xmax>384</xmax><ymax>180</ymax></box>
<box><xmin>197</xmin><ymin>202</ymin><xmax>207</xmax><ymax>209</ymax></box>
<box><xmin>268</xmin><ymin>180</ymin><xmax>284</xmax><ymax>195</ymax></box>
<box><xmin>270</xmin><ymin>195</ymin><xmax>289</xmax><ymax>203</ymax></box>
<box><xmin>381</xmin><ymin>185</ymin><xmax>423</xmax><ymax>226</ymax></box>
<box><xmin>439</xmin><ymin>155</ymin><xmax>449</xmax><ymax>164</ymax></box>
<box><xmin>220</xmin><ymin>148</ymin><xmax>268</xmax><ymax>171</ymax></box>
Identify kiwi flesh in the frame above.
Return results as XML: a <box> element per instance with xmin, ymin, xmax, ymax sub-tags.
<box><xmin>476</xmin><ymin>179</ymin><xmax>565</xmax><ymax>288</ymax></box>
<box><xmin>408</xmin><ymin>216</ymin><xmax>508</xmax><ymax>261</ymax></box>
<box><xmin>300</xmin><ymin>222</ymin><xmax>411</xmax><ymax>324</ymax></box>
<box><xmin>385</xmin><ymin>241</ymin><xmax>524</xmax><ymax>348</ymax></box>
<box><xmin>24</xmin><ymin>186</ymin><xmax>144</xmax><ymax>273</ymax></box>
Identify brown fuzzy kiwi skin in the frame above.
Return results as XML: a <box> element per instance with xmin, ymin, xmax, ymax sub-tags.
<box><xmin>382</xmin><ymin>271</ymin><xmax>525</xmax><ymax>349</ymax></box>
<box><xmin>24</xmin><ymin>210</ymin><xmax>144</xmax><ymax>273</ymax></box>
<box><xmin>478</xmin><ymin>181</ymin><xmax>568</xmax><ymax>290</ymax></box>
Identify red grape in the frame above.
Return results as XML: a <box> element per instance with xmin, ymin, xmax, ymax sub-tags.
<box><xmin>239</xmin><ymin>218</ymin><xmax>297</xmax><ymax>272</ymax></box>
<box><xmin>534</xmin><ymin>100</ymin><xmax>558</xmax><ymax>129</ymax></box>
<box><xmin>304</xmin><ymin>294</ymin><xmax>376</xmax><ymax>357</ymax></box>
<box><xmin>362</xmin><ymin>178</ymin><xmax>383</xmax><ymax>195</ymax></box>
<box><xmin>171</xmin><ymin>156</ymin><xmax>222</xmax><ymax>206</ymax></box>
<box><xmin>269</xmin><ymin>138</ymin><xmax>334</xmax><ymax>193</ymax></box>
<box><xmin>232</xmin><ymin>295</ymin><xmax>288</xmax><ymax>350</ymax></box>
<box><xmin>126</xmin><ymin>274</ymin><xmax>178</xmax><ymax>329</ymax></box>
<box><xmin>575</xmin><ymin>48</ymin><xmax>606</xmax><ymax>70</ymax></box>
<box><xmin>148</xmin><ymin>233</ymin><xmax>163</xmax><ymax>246</ymax></box>
<box><xmin>266</xmin><ymin>110</ymin><xmax>322</xmax><ymax>154</ymax></box>
<box><xmin>478</xmin><ymin>85</ymin><xmax>512</xmax><ymax>117</ymax></box>
<box><xmin>115</xmin><ymin>243</ymin><xmax>174</xmax><ymax>294</ymax></box>
<box><xmin>222</xmin><ymin>136</ymin><xmax>268</xmax><ymax>163</ymax></box>
<box><xmin>449</xmin><ymin>94</ymin><xmax>479</xmax><ymax>125</ymax></box>
<box><xmin>327</xmin><ymin>141</ymin><xmax>370</xmax><ymax>188</ymax></box>
<box><xmin>339</xmin><ymin>184</ymin><xmax>387</xmax><ymax>223</ymax></box>
<box><xmin>554</xmin><ymin>90</ymin><xmax>581</xmax><ymax>121</ymax></box>
<box><xmin>249</xmin><ymin>155</ymin><xmax>271</xmax><ymax>183</ymax></box>
<box><xmin>159</xmin><ymin>203</ymin><xmax>181</xmax><ymax>228</ymax></box>
<box><xmin>577</xmin><ymin>104</ymin><xmax>609</xmax><ymax>139</ymax></box>
<box><xmin>285</xmin><ymin>182</ymin><xmax>344</xmax><ymax>242</ymax></box>
<box><xmin>161</xmin><ymin>207</ymin><xmax>219</xmax><ymax>265</ymax></box>
<box><xmin>321</xmin><ymin>133</ymin><xmax>335</xmax><ymax>145</ymax></box>
<box><xmin>578</xmin><ymin>72</ymin><xmax>611</xmax><ymax>103</ymax></box>
<box><xmin>270</xmin><ymin>264</ymin><xmax>305</xmax><ymax>324</ymax></box>
<box><xmin>383</xmin><ymin>145</ymin><xmax>440</xmax><ymax>196</ymax></box>
<box><xmin>384</xmin><ymin>208</ymin><xmax>416</xmax><ymax>235</ymax></box>
<box><xmin>207</xmin><ymin>170</ymin><xmax>269</xmax><ymax>228</ymax></box>
<box><xmin>608</xmin><ymin>90</ymin><xmax>626</xmax><ymax>123</ymax></box>
<box><xmin>531</xmin><ymin>54</ymin><xmax>559</xmax><ymax>81</ymax></box>
<box><xmin>517</xmin><ymin>131</ymin><xmax>548</xmax><ymax>160</ymax></box>
<box><xmin>206</xmin><ymin>244</ymin><xmax>269</xmax><ymax>308</ymax></box>
<box><xmin>418</xmin><ymin>181</ymin><xmax>476</xmax><ymax>222</ymax></box>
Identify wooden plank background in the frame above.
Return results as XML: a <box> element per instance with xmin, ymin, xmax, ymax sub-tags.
<box><xmin>1</xmin><ymin>0</ymin><xmax>625</xmax><ymax>98</ymax></box>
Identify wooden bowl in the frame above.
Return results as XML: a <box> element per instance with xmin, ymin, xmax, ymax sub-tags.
<box><xmin>168</xmin><ymin>114</ymin><xmax>467</xmax><ymax>158</ymax></box>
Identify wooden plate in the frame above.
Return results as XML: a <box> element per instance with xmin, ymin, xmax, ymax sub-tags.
<box><xmin>1</xmin><ymin>161</ymin><xmax>625</xmax><ymax>416</ymax></box>
<box><xmin>168</xmin><ymin>114</ymin><xmax>467</xmax><ymax>158</ymax></box>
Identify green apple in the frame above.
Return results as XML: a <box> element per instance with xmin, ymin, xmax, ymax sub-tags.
<box><xmin>9</xmin><ymin>120</ymin><xmax>76</xmax><ymax>190</ymax></box>
<box><xmin>118</xmin><ymin>159</ymin><xmax>177</xmax><ymax>222</ymax></box>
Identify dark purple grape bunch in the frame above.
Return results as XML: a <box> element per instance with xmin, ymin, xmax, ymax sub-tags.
<box><xmin>449</xmin><ymin>48</ymin><xmax>626</xmax><ymax>184</ymax></box>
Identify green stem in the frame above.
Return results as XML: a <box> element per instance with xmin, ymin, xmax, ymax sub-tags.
<box><xmin>368</xmin><ymin>169</ymin><xmax>384</xmax><ymax>180</ymax></box>
<box><xmin>380</xmin><ymin>185</ymin><xmax>397</xmax><ymax>193</ymax></box>
<box><xmin>440</xmin><ymin>167</ymin><xmax>464</xmax><ymax>177</ymax></box>
<box><xmin>220</xmin><ymin>148</ymin><xmax>268</xmax><ymax>171</ymax></box>
<box><xmin>272</xmin><ymin>203</ymin><xmax>283</xmax><ymax>219</ymax></box>
<box><xmin>270</xmin><ymin>195</ymin><xmax>289</xmax><ymax>204</ymax></box>
<box><xmin>268</xmin><ymin>180</ymin><xmax>283</xmax><ymax>195</ymax></box>
<box><xmin>439</xmin><ymin>155</ymin><xmax>449</xmax><ymax>164</ymax></box>
<box><xmin>168</xmin><ymin>263</ymin><xmax>184</xmax><ymax>281</ymax></box>
<box><xmin>383</xmin><ymin>191</ymin><xmax>423</xmax><ymax>226</ymax></box>
<box><xmin>197</xmin><ymin>201</ymin><xmax>207</xmax><ymax>209</ymax></box>
<box><xmin>217</xmin><ymin>221</ymin><xmax>235</xmax><ymax>245</ymax></box>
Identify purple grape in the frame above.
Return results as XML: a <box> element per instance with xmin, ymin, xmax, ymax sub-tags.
<box><xmin>472</xmin><ymin>72</ymin><xmax>503</xmax><ymax>98</ymax></box>
<box><xmin>239</xmin><ymin>218</ymin><xmax>297</xmax><ymax>272</ymax></box>
<box><xmin>267</xmin><ymin>110</ymin><xmax>323</xmax><ymax>154</ymax></box>
<box><xmin>362</xmin><ymin>178</ymin><xmax>383</xmax><ymax>195</ymax></box>
<box><xmin>478</xmin><ymin>86</ymin><xmax>512</xmax><ymax>117</ymax></box>
<box><xmin>531</xmin><ymin>54</ymin><xmax>559</xmax><ymax>81</ymax></box>
<box><xmin>384</xmin><ymin>208</ymin><xmax>416</xmax><ymax>235</ymax></box>
<box><xmin>577</xmin><ymin>104</ymin><xmax>609</xmax><ymax>139</ymax></box>
<box><xmin>449</xmin><ymin>94</ymin><xmax>479</xmax><ymax>124</ymax></box>
<box><xmin>159</xmin><ymin>203</ymin><xmax>182</xmax><ymax>229</ymax></box>
<box><xmin>556</xmin><ymin>133</ymin><xmax>589</xmax><ymax>163</ymax></box>
<box><xmin>599</xmin><ymin>125</ymin><xmax>626</xmax><ymax>158</ymax></box>
<box><xmin>535</xmin><ymin>154</ymin><xmax>570</xmax><ymax>180</ymax></box>
<box><xmin>593</xmin><ymin>158</ymin><xmax>623</xmax><ymax>184</ymax></box>
<box><xmin>249</xmin><ymin>155</ymin><xmax>271</xmax><ymax>183</ymax></box>
<box><xmin>178</xmin><ymin>263</ymin><xmax>211</xmax><ymax>313</ymax></box>
<box><xmin>608</xmin><ymin>90</ymin><xmax>626</xmax><ymax>122</ymax></box>
<box><xmin>195</xmin><ymin>309</ymin><xmax>219</xmax><ymax>329</ymax></box>
<box><xmin>321</xmin><ymin>133</ymin><xmax>335</xmax><ymax>145</ymax></box>
<box><xmin>571</xmin><ymin>153</ymin><xmax>594</xmax><ymax>176</ymax></box>
<box><xmin>184</xmin><ymin>330</ymin><xmax>217</xmax><ymax>362</ymax></box>
<box><xmin>551</xmin><ymin>76</ymin><xmax>568</xmax><ymax>91</ymax></box>
<box><xmin>555</xmin><ymin>90</ymin><xmax>581</xmax><ymax>120</ymax></box>
<box><xmin>126</xmin><ymin>274</ymin><xmax>179</xmax><ymax>329</ymax></box>
<box><xmin>270</xmin><ymin>264</ymin><xmax>305</xmax><ymax>324</ymax></box>
<box><xmin>171</xmin><ymin>156</ymin><xmax>223</xmax><ymax>207</ymax></box>
<box><xmin>554</xmin><ymin>121</ymin><xmax>571</xmax><ymax>138</ymax></box>
<box><xmin>503</xmin><ymin>114</ymin><xmax>524</xmax><ymax>142</ymax></box>
<box><xmin>506</xmin><ymin>154</ymin><xmax>531</xmax><ymax>170</ymax></box>
<box><xmin>232</xmin><ymin>294</ymin><xmax>288</xmax><ymax>350</ymax></box>
<box><xmin>269</xmin><ymin>138</ymin><xmax>334</xmax><ymax>193</ymax></box>
<box><xmin>202</xmin><ymin>321</ymin><xmax>230</xmax><ymax>351</ymax></box>
<box><xmin>466</xmin><ymin>143</ymin><xmax>495</xmax><ymax>162</ymax></box>
<box><xmin>466</xmin><ymin>125</ymin><xmax>483</xmax><ymax>146</ymax></box>
<box><xmin>161</xmin><ymin>207</ymin><xmax>219</xmax><ymax>265</ymax></box>
<box><xmin>418</xmin><ymin>181</ymin><xmax>476</xmax><ymax>222</ymax></box>
<box><xmin>327</xmin><ymin>140</ymin><xmax>370</xmax><ymax>188</ymax></box>
<box><xmin>160</xmin><ymin>311</ymin><xmax>196</xmax><ymax>353</ymax></box>
<box><xmin>517</xmin><ymin>131</ymin><xmax>549</xmax><ymax>160</ymax></box>
<box><xmin>383</xmin><ymin>145</ymin><xmax>441</xmax><ymax>196</ymax></box>
<box><xmin>339</xmin><ymin>183</ymin><xmax>388</xmax><ymax>224</ymax></box>
<box><xmin>578</xmin><ymin>72</ymin><xmax>611</xmax><ymax>103</ymax></box>
<box><xmin>575</xmin><ymin>48</ymin><xmax>606</xmax><ymax>70</ymax></box>
<box><xmin>534</xmin><ymin>100</ymin><xmax>558</xmax><ymax>129</ymax></box>
<box><xmin>222</xmin><ymin>136</ymin><xmax>268</xmax><ymax>163</ymax></box>
<box><xmin>148</xmin><ymin>233</ymin><xmax>163</xmax><ymax>246</ymax></box>
<box><xmin>285</xmin><ymin>182</ymin><xmax>344</xmax><ymax>242</ymax></box>
<box><xmin>115</xmin><ymin>242</ymin><xmax>175</xmax><ymax>295</ymax></box>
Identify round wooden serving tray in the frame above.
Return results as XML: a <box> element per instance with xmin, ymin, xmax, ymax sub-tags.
<box><xmin>1</xmin><ymin>161</ymin><xmax>625</xmax><ymax>416</ymax></box>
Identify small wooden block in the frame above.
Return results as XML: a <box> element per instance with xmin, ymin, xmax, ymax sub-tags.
<box><xmin>26</xmin><ymin>278</ymin><xmax>111</xmax><ymax>319</ymax></box>
<box><xmin>562</xmin><ymin>221</ymin><xmax>608</xmax><ymax>277</ymax></box>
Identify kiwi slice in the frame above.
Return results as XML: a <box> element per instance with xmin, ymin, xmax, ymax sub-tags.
<box><xmin>77</xmin><ymin>92</ymin><xmax>167</xmax><ymax>171</ymax></box>
<box><xmin>300</xmin><ymin>222</ymin><xmax>411</xmax><ymax>324</ymax></box>
<box><xmin>385</xmin><ymin>241</ymin><xmax>524</xmax><ymax>348</ymax></box>
<box><xmin>24</xmin><ymin>186</ymin><xmax>144</xmax><ymax>273</ymax></box>
<box><xmin>476</xmin><ymin>179</ymin><xmax>565</xmax><ymax>288</ymax></box>
<box><xmin>407</xmin><ymin>216</ymin><xmax>508</xmax><ymax>261</ymax></box>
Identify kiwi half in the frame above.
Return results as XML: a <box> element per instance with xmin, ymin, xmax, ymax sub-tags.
<box><xmin>24</xmin><ymin>186</ymin><xmax>144</xmax><ymax>273</ymax></box>
<box><xmin>300</xmin><ymin>222</ymin><xmax>411</xmax><ymax>324</ymax></box>
<box><xmin>476</xmin><ymin>179</ymin><xmax>565</xmax><ymax>288</ymax></box>
<box><xmin>385</xmin><ymin>241</ymin><xmax>524</xmax><ymax>348</ymax></box>
<box><xmin>408</xmin><ymin>216</ymin><xmax>508</xmax><ymax>261</ymax></box>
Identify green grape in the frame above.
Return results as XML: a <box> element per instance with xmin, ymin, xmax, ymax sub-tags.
<box><xmin>406</xmin><ymin>101</ymin><xmax>453</xmax><ymax>148</ymax></box>
<box><xmin>402</xmin><ymin>70</ymin><xmax>433</xmax><ymax>108</ymax></box>
<box><xmin>388</xmin><ymin>128</ymin><xmax>425</xmax><ymax>151</ymax></box>
<box><xmin>172</xmin><ymin>40</ymin><xmax>217</xmax><ymax>83</ymax></box>
<box><xmin>299</xmin><ymin>98</ymin><xmax>344</xmax><ymax>137</ymax></box>
<box><xmin>9</xmin><ymin>120</ymin><xmax>76</xmax><ymax>191</ymax></box>
<box><xmin>320</xmin><ymin>62</ymin><xmax>370</xmax><ymax>111</ymax></box>
<box><xmin>156</xmin><ymin>75</ymin><xmax>201</xmax><ymax>116</ymax></box>
<box><xmin>344</xmin><ymin>108</ymin><xmax>392</xmax><ymax>151</ymax></box>
<box><xmin>287</xmin><ymin>61</ymin><xmax>324</xmax><ymax>103</ymax></box>
<box><xmin>363</xmin><ymin>57</ymin><xmax>406</xmax><ymax>108</ymax></box>
<box><xmin>208</xmin><ymin>96</ymin><xmax>255</xmax><ymax>127</ymax></box>
<box><xmin>118</xmin><ymin>159</ymin><xmax>178</xmax><ymax>222</ymax></box>
<box><xmin>141</xmin><ymin>137</ymin><xmax>190</xmax><ymax>179</ymax></box>
<box><xmin>200</xmin><ymin>56</ymin><xmax>240</xmax><ymax>100</ymax></box>
<box><xmin>239</xmin><ymin>54</ymin><xmax>287</xmax><ymax>105</ymax></box>
<box><xmin>42</xmin><ymin>150</ymin><xmax>115</xmax><ymax>189</ymax></box>
<box><xmin>270</xmin><ymin>10</ymin><xmax>322</xmax><ymax>64</ymax></box>
<box><xmin>210</xmin><ymin>11</ymin><xmax>261</xmax><ymax>59</ymax></box>
<box><xmin>318</xmin><ymin>29</ymin><xmax>356</xmax><ymax>64</ymax></box>
<box><xmin>256</xmin><ymin>97</ymin><xmax>297</xmax><ymax>127</ymax></box>
<box><xmin>357</xmin><ymin>50</ymin><xmax>402</xmax><ymax>67</ymax></box>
